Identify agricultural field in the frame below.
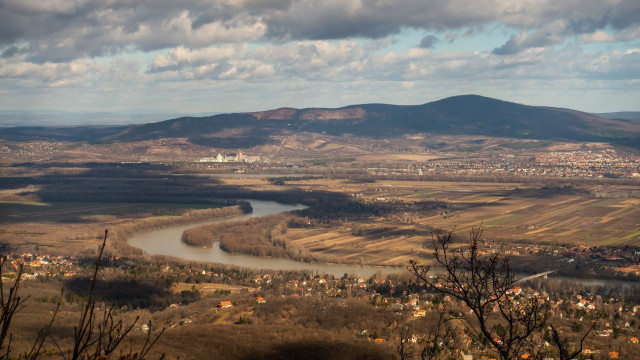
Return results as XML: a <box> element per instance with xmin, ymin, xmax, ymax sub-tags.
<box><xmin>403</xmin><ymin>184</ymin><xmax>640</xmax><ymax>247</ymax></box>
<box><xmin>263</xmin><ymin>178</ymin><xmax>640</xmax><ymax>265</ymax></box>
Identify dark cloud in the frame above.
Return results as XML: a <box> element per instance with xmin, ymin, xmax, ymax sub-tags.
<box><xmin>418</xmin><ymin>35</ymin><xmax>439</xmax><ymax>49</ymax></box>
<box><xmin>262</xmin><ymin>1</ymin><xmax>496</xmax><ymax>40</ymax></box>
<box><xmin>604</xmin><ymin>0</ymin><xmax>640</xmax><ymax>30</ymax></box>
<box><xmin>190</xmin><ymin>5</ymin><xmax>249</xmax><ymax>30</ymax></box>
<box><xmin>1</xmin><ymin>45</ymin><xmax>21</xmax><ymax>58</ymax></box>
<box><xmin>492</xmin><ymin>35</ymin><xmax>525</xmax><ymax>55</ymax></box>
<box><xmin>493</xmin><ymin>20</ymin><xmax>569</xmax><ymax>55</ymax></box>
<box><xmin>0</xmin><ymin>0</ymin><xmax>232</xmax><ymax>62</ymax></box>
<box><xmin>0</xmin><ymin>0</ymin><xmax>639</xmax><ymax>62</ymax></box>
<box><xmin>243</xmin><ymin>0</ymin><xmax>293</xmax><ymax>12</ymax></box>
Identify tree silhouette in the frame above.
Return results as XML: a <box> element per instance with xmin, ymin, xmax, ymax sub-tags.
<box><xmin>0</xmin><ymin>230</ymin><xmax>164</xmax><ymax>360</ymax></box>
<box><xmin>408</xmin><ymin>225</ymin><xmax>597</xmax><ymax>359</ymax></box>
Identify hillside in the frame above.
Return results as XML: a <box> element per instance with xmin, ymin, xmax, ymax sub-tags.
<box><xmin>2</xmin><ymin>95</ymin><xmax>640</xmax><ymax>147</ymax></box>
<box><xmin>595</xmin><ymin>112</ymin><xmax>640</xmax><ymax>122</ymax></box>
<box><xmin>105</xmin><ymin>95</ymin><xmax>640</xmax><ymax>146</ymax></box>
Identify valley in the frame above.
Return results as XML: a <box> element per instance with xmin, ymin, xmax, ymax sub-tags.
<box><xmin>1</xmin><ymin>96</ymin><xmax>640</xmax><ymax>359</ymax></box>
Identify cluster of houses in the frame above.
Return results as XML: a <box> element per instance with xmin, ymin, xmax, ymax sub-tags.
<box><xmin>535</xmin><ymin>149</ymin><xmax>640</xmax><ymax>178</ymax></box>
<box><xmin>473</xmin><ymin>242</ymin><xmax>640</xmax><ymax>279</ymax></box>
<box><xmin>246</xmin><ymin>270</ymin><xmax>640</xmax><ymax>358</ymax></box>
<box><xmin>7</xmin><ymin>252</ymin><xmax>640</xmax><ymax>358</ymax></box>
<box><xmin>390</xmin><ymin>148</ymin><xmax>640</xmax><ymax>179</ymax></box>
<box><xmin>1</xmin><ymin>253</ymin><xmax>78</xmax><ymax>279</ymax></box>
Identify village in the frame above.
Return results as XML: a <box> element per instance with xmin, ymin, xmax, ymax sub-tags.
<box><xmin>4</xmin><ymin>247</ymin><xmax>640</xmax><ymax>359</ymax></box>
<box><xmin>381</xmin><ymin>149</ymin><xmax>640</xmax><ymax>180</ymax></box>
<box><xmin>5</xmin><ymin>240</ymin><xmax>640</xmax><ymax>287</ymax></box>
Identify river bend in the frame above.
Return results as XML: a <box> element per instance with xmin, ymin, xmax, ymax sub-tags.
<box><xmin>127</xmin><ymin>200</ymin><xmax>403</xmax><ymax>277</ymax></box>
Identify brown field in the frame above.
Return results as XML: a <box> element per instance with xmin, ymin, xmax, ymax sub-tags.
<box><xmin>283</xmin><ymin>224</ymin><xmax>427</xmax><ymax>266</ymax></box>
<box><xmin>406</xmin><ymin>186</ymin><xmax>640</xmax><ymax>247</ymax></box>
<box><xmin>260</xmin><ymin>179</ymin><xmax>640</xmax><ymax>265</ymax></box>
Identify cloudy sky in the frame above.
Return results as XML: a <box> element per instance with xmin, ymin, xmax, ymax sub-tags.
<box><xmin>1</xmin><ymin>0</ymin><xmax>639</xmax><ymax>117</ymax></box>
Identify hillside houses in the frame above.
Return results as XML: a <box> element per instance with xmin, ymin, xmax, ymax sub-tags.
<box><xmin>5</xmin><ymin>253</ymin><xmax>640</xmax><ymax>358</ymax></box>
<box><xmin>2</xmin><ymin>253</ymin><xmax>78</xmax><ymax>279</ymax></box>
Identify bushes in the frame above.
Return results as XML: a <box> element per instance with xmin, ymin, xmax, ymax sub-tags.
<box><xmin>180</xmin><ymin>286</ymin><xmax>201</xmax><ymax>305</ymax></box>
<box><xmin>181</xmin><ymin>229</ymin><xmax>214</xmax><ymax>248</ymax></box>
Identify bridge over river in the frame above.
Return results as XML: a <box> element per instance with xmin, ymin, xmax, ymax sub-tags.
<box><xmin>515</xmin><ymin>270</ymin><xmax>556</xmax><ymax>284</ymax></box>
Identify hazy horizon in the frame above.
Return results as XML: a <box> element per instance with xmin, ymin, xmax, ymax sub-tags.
<box><xmin>1</xmin><ymin>97</ymin><xmax>640</xmax><ymax>127</ymax></box>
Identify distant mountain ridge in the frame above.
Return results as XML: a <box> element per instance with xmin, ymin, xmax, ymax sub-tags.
<box><xmin>595</xmin><ymin>112</ymin><xmax>640</xmax><ymax>122</ymax></box>
<box><xmin>2</xmin><ymin>95</ymin><xmax>639</xmax><ymax>147</ymax></box>
<box><xmin>0</xmin><ymin>110</ymin><xmax>196</xmax><ymax>127</ymax></box>
<box><xmin>106</xmin><ymin>95</ymin><xmax>640</xmax><ymax>146</ymax></box>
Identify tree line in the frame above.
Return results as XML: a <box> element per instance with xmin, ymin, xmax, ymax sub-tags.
<box><xmin>111</xmin><ymin>203</ymin><xmax>251</xmax><ymax>255</ymax></box>
<box><xmin>181</xmin><ymin>214</ymin><xmax>319</xmax><ymax>261</ymax></box>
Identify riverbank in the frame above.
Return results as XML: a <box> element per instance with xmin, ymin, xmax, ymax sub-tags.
<box><xmin>182</xmin><ymin>213</ymin><xmax>332</xmax><ymax>264</ymax></box>
<box><xmin>112</xmin><ymin>202</ymin><xmax>251</xmax><ymax>255</ymax></box>
<box><xmin>128</xmin><ymin>200</ymin><xmax>403</xmax><ymax>277</ymax></box>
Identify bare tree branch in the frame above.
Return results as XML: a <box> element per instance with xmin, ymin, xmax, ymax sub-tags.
<box><xmin>550</xmin><ymin>311</ymin><xmax>601</xmax><ymax>360</ymax></box>
<box><xmin>408</xmin><ymin>225</ymin><xmax>551</xmax><ymax>360</ymax></box>
<box><xmin>0</xmin><ymin>257</ymin><xmax>28</xmax><ymax>360</ymax></box>
<box><xmin>0</xmin><ymin>229</ymin><xmax>165</xmax><ymax>360</ymax></box>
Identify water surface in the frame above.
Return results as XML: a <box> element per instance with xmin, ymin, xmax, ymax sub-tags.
<box><xmin>128</xmin><ymin>200</ymin><xmax>403</xmax><ymax>277</ymax></box>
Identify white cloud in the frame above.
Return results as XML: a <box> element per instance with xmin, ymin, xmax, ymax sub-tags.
<box><xmin>580</xmin><ymin>25</ymin><xmax>640</xmax><ymax>43</ymax></box>
<box><xmin>137</xmin><ymin>38</ymin><xmax>640</xmax><ymax>86</ymax></box>
<box><xmin>0</xmin><ymin>0</ymin><xmax>638</xmax><ymax>113</ymax></box>
<box><xmin>150</xmin><ymin>46</ymin><xmax>242</xmax><ymax>72</ymax></box>
<box><xmin>493</xmin><ymin>20</ymin><xmax>570</xmax><ymax>55</ymax></box>
<box><xmin>581</xmin><ymin>31</ymin><xmax>617</xmax><ymax>43</ymax></box>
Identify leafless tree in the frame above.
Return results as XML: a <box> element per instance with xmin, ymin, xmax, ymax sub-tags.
<box><xmin>398</xmin><ymin>304</ymin><xmax>458</xmax><ymax>360</ymax></box>
<box><xmin>0</xmin><ymin>230</ymin><xmax>164</xmax><ymax>360</ymax></box>
<box><xmin>549</xmin><ymin>317</ymin><xmax>600</xmax><ymax>360</ymax></box>
<box><xmin>418</xmin><ymin>306</ymin><xmax>457</xmax><ymax>360</ymax></box>
<box><xmin>397</xmin><ymin>324</ymin><xmax>413</xmax><ymax>360</ymax></box>
<box><xmin>0</xmin><ymin>256</ymin><xmax>27</xmax><ymax>360</ymax></box>
<box><xmin>409</xmin><ymin>226</ymin><xmax>600</xmax><ymax>359</ymax></box>
<box><xmin>1</xmin><ymin>255</ymin><xmax>64</xmax><ymax>360</ymax></box>
<box><xmin>408</xmin><ymin>226</ymin><xmax>559</xmax><ymax>359</ymax></box>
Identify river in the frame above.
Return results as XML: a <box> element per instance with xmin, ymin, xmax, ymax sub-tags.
<box><xmin>127</xmin><ymin>200</ymin><xmax>404</xmax><ymax>278</ymax></box>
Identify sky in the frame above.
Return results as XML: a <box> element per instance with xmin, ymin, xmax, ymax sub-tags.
<box><xmin>1</xmin><ymin>0</ymin><xmax>640</xmax><ymax>118</ymax></box>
